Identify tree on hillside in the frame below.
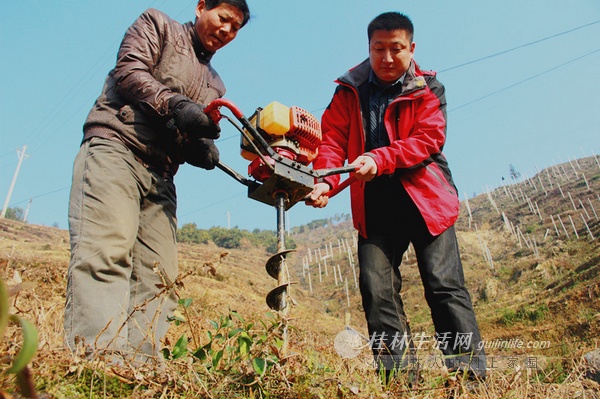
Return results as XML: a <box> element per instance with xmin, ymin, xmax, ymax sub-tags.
<box><xmin>509</xmin><ymin>164</ymin><xmax>521</xmax><ymax>181</ymax></box>
<box><xmin>177</xmin><ymin>223</ymin><xmax>209</xmax><ymax>244</ymax></box>
<box><xmin>307</xmin><ymin>219</ymin><xmax>328</xmax><ymax>230</ymax></box>
<box><xmin>4</xmin><ymin>206</ymin><xmax>24</xmax><ymax>222</ymax></box>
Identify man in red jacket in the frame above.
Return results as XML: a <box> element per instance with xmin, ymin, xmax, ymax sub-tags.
<box><xmin>307</xmin><ymin>12</ymin><xmax>486</xmax><ymax>384</ymax></box>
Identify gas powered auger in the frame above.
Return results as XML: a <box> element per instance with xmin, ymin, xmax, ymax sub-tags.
<box><xmin>204</xmin><ymin>99</ymin><xmax>355</xmax><ymax>318</ymax></box>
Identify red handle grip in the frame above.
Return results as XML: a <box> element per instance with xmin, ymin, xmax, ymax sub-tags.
<box><xmin>328</xmin><ymin>175</ymin><xmax>357</xmax><ymax>198</ymax></box>
<box><xmin>204</xmin><ymin>98</ymin><xmax>245</xmax><ymax>124</ymax></box>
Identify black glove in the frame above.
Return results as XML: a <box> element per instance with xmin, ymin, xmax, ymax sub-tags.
<box><xmin>168</xmin><ymin>94</ymin><xmax>221</xmax><ymax>139</ymax></box>
<box><xmin>181</xmin><ymin>138</ymin><xmax>220</xmax><ymax>170</ymax></box>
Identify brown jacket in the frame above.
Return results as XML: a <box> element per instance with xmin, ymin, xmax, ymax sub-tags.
<box><xmin>83</xmin><ymin>8</ymin><xmax>226</xmax><ymax>176</ymax></box>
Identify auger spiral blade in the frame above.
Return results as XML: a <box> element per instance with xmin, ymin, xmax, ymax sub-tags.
<box><xmin>266</xmin><ymin>283</ymin><xmax>293</xmax><ymax>311</ymax></box>
<box><xmin>265</xmin><ymin>249</ymin><xmax>296</xmax><ymax>279</ymax></box>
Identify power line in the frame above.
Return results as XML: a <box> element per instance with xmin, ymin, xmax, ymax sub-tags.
<box><xmin>24</xmin><ymin>3</ymin><xmax>196</xmax><ymax>154</ymax></box>
<box><xmin>439</xmin><ymin>19</ymin><xmax>600</xmax><ymax>73</ymax></box>
<box><xmin>307</xmin><ymin>20</ymin><xmax>600</xmax><ymax>117</ymax></box>
<box><xmin>9</xmin><ymin>186</ymin><xmax>70</xmax><ymax>207</ymax></box>
<box><xmin>179</xmin><ymin>191</ymin><xmax>245</xmax><ymax>218</ymax></box>
<box><xmin>449</xmin><ymin>47</ymin><xmax>600</xmax><ymax>113</ymax></box>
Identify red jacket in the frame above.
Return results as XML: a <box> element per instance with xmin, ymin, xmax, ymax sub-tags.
<box><xmin>314</xmin><ymin>59</ymin><xmax>459</xmax><ymax>238</ymax></box>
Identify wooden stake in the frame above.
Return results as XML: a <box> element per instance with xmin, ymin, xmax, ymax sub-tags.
<box><xmin>558</xmin><ymin>216</ymin><xmax>569</xmax><ymax>238</ymax></box>
<box><xmin>567</xmin><ymin>156</ymin><xmax>577</xmax><ymax>174</ymax></box>
<box><xmin>538</xmin><ymin>174</ymin><xmax>547</xmax><ymax>196</ymax></box>
<box><xmin>318</xmin><ymin>262</ymin><xmax>322</xmax><ymax>283</ymax></box>
<box><xmin>557</xmin><ymin>182</ymin><xmax>565</xmax><ymax>198</ymax></box>
<box><xmin>582</xmin><ymin>173</ymin><xmax>590</xmax><ymax>191</ymax></box>
<box><xmin>581</xmin><ymin>214</ymin><xmax>595</xmax><ymax>240</ymax></box>
<box><xmin>588</xmin><ymin>198</ymin><xmax>598</xmax><ymax>221</ymax></box>
<box><xmin>550</xmin><ymin>214</ymin><xmax>560</xmax><ymax>237</ymax></box>
<box><xmin>351</xmin><ymin>259</ymin><xmax>358</xmax><ymax>289</ymax></box>
<box><xmin>560</xmin><ymin>164</ymin><xmax>570</xmax><ymax>181</ymax></box>
<box><xmin>535</xmin><ymin>201</ymin><xmax>543</xmax><ymax>221</ymax></box>
<box><xmin>548</xmin><ymin>170</ymin><xmax>554</xmax><ymax>188</ymax></box>
<box><xmin>464</xmin><ymin>192</ymin><xmax>473</xmax><ymax>229</ymax></box>
<box><xmin>486</xmin><ymin>245</ymin><xmax>494</xmax><ymax>270</ymax></box>
<box><xmin>568</xmin><ymin>215</ymin><xmax>579</xmax><ymax>239</ymax></box>
<box><xmin>333</xmin><ymin>262</ymin><xmax>338</xmax><ymax>286</ymax></box>
<box><xmin>579</xmin><ymin>199</ymin><xmax>591</xmax><ymax>220</ymax></box>
<box><xmin>568</xmin><ymin>192</ymin><xmax>577</xmax><ymax>211</ymax></box>
<box><xmin>345</xmin><ymin>278</ymin><xmax>350</xmax><ymax>308</ymax></box>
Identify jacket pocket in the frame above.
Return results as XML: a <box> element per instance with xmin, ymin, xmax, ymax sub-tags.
<box><xmin>425</xmin><ymin>164</ymin><xmax>456</xmax><ymax>196</ymax></box>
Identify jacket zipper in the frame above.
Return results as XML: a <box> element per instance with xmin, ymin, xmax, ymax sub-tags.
<box><xmin>425</xmin><ymin>165</ymin><xmax>456</xmax><ymax>195</ymax></box>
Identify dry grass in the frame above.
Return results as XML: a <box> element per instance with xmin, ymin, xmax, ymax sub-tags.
<box><xmin>1</xmin><ymin>156</ymin><xmax>600</xmax><ymax>397</ymax></box>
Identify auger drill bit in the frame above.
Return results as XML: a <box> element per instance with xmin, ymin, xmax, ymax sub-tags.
<box><xmin>266</xmin><ymin>248</ymin><xmax>295</xmax><ymax>311</ymax></box>
<box><xmin>265</xmin><ymin>192</ymin><xmax>294</xmax><ymax>311</ymax></box>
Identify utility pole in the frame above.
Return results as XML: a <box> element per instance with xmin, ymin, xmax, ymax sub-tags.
<box><xmin>1</xmin><ymin>146</ymin><xmax>29</xmax><ymax>218</ymax></box>
<box><xmin>227</xmin><ymin>210</ymin><xmax>231</xmax><ymax>229</ymax></box>
<box><xmin>23</xmin><ymin>198</ymin><xmax>33</xmax><ymax>222</ymax></box>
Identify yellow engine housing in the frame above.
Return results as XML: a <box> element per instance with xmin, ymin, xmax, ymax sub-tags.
<box><xmin>241</xmin><ymin>101</ymin><xmax>322</xmax><ymax>165</ymax></box>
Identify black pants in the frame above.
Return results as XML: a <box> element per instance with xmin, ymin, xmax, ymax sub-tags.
<box><xmin>359</xmin><ymin>176</ymin><xmax>486</xmax><ymax>377</ymax></box>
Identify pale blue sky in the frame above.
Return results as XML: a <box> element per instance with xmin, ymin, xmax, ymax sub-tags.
<box><xmin>1</xmin><ymin>1</ymin><xmax>599</xmax><ymax>231</ymax></box>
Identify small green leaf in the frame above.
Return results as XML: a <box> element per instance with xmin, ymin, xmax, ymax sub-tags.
<box><xmin>192</xmin><ymin>343</ymin><xmax>212</xmax><ymax>361</ymax></box>
<box><xmin>257</xmin><ymin>333</ymin><xmax>268</xmax><ymax>344</ymax></box>
<box><xmin>212</xmin><ymin>349</ymin><xmax>224</xmax><ymax>369</ymax></box>
<box><xmin>228</xmin><ymin>327</ymin><xmax>245</xmax><ymax>338</ymax></box>
<box><xmin>252</xmin><ymin>357</ymin><xmax>266</xmax><ymax>376</ymax></box>
<box><xmin>178</xmin><ymin>298</ymin><xmax>193</xmax><ymax>308</ymax></box>
<box><xmin>214</xmin><ymin>333</ymin><xmax>224</xmax><ymax>342</ymax></box>
<box><xmin>238</xmin><ymin>336</ymin><xmax>251</xmax><ymax>357</ymax></box>
<box><xmin>171</xmin><ymin>334</ymin><xmax>188</xmax><ymax>360</ymax></box>
<box><xmin>0</xmin><ymin>279</ymin><xmax>8</xmax><ymax>340</ymax></box>
<box><xmin>6</xmin><ymin>315</ymin><xmax>39</xmax><ymax>374</ymax></box>
<box><xmin>231</xmin><ymin>310</ymin><xmax>245</xmax><ymax>323</ymax></box>
<box><xmin>273</xmin><ymin>337</ymin><xmax>284</xmax><ymax>350</ymax></box>
<box><xmin>220</xmin><ymin>316</ymin><xmax>233</xmax><ymax>328</ymax></box>
<box><xmin>167</xmin><ymin>310</ymin><xmax>186</xmax><ymax>325</ymax></box>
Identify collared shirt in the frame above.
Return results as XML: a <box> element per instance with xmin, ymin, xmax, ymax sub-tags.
<box><xmin>363</xmin><ymin>70</ymin><xmax>408</xmax><ymax>235</ymax></box>
<box><xmin>366</xmin><ymin>70</ymin><xmax>405</xmax><ymax>151</ymax></box>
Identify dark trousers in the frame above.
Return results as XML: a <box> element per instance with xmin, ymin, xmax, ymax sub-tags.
<box><xmin>359</xmin><ymin>177</ymin><xmax>486</xmax><ymax>377</ymax></box>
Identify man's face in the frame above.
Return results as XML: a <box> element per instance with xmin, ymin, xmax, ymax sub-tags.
<box><xmin>195</xmin><ymin>0</ymin><xmax>244</xmax><ymax>52</ymax></box>
<box><xmin>369</xmin><ymin>29</ymin><xmax>415</xmax><ymax>85</ymax></box>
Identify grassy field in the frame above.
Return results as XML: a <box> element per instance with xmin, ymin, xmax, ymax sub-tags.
<box><xmin>1</xmin><ymin>156</ymin><xmax>600</xmax><ymax>398</ymax></box>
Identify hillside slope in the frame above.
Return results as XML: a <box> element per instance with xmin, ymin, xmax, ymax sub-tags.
<box><xmin>1</xmin><ymin>156</ymin><xmax>599</xmax><ymax>398</ymax></box>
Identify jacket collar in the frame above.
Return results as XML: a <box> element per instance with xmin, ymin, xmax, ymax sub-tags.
<box><xmin>338</xmin><ymin>59</ymin><xmax>427</xmax><ymax>95</ymax></box>
<box><xmin>187</xmin><ymin>22</ymin><xmax>215</xmax><ymax>63</ymax></box>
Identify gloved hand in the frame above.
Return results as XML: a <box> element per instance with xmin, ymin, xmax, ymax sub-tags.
<box><xmin>181</xmin><ymin>138</ymin><xmax>220</xmax><ymax>170</ymax></box>
<box><xmin>168</xmin><ymin>94</ymin><xmax>221</xmax><ymax>139</ymax></box>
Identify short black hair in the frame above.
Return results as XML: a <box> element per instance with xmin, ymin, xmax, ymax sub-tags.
<box><xmin>367</xmin><ymin>12</ymin><xmax>414</xmax><ymax>43</ymax></box>
<box><xmin>205</xmin><ymin>0</ymin><xmax>251</xmax><ymax>27</ymax></box>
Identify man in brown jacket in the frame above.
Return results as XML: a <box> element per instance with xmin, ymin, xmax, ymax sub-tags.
<box><xmin>64</xmin><ymin>0</ymin><xmax>250</xmax><ymax>365</ymax></box>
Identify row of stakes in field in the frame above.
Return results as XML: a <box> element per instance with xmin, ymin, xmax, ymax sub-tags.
<box><xmin>464</xmin><ymin>155</ymin><xmax>599</xmax><ymax>269</ymax></box>
<box><xmin>296</xmin><ymin>236</ymin><xmax>418</xmax><ymax>308</ymax></box>
<box><xmin>291</xmin><ymin>155</ymin><xmax>598</xmax><ymax>288</ymax></box>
